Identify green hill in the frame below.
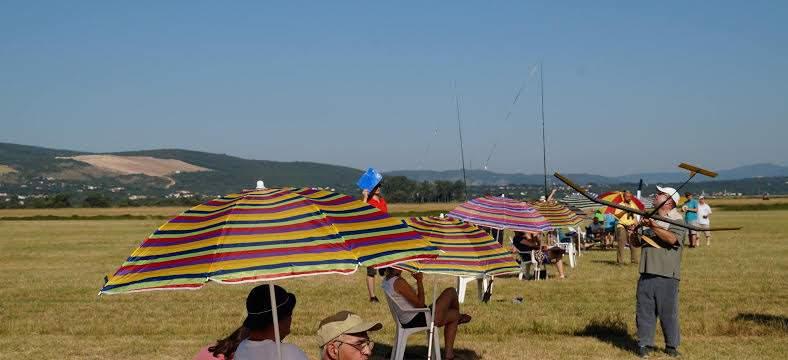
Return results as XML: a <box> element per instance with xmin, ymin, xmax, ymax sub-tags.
<box><xmin>0</xmin><ymin>143</ymin><xmax>363</xmax><ymax>196</ymax></box>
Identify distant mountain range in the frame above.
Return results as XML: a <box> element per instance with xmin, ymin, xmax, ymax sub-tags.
<box><xmin>1</xmin><ymin>142</ymin><xmax>785</xmax><ymax>197</ymax></box>
<box><xmin>388</xmin><ymin>163</ymin><xmax>788</xmax><ymax>186</ymax></box>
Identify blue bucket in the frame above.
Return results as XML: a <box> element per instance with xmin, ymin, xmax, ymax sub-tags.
<box><xmin>357</xmin><ymin>168</ymin><xmax>383</xmax><ymax>191</ymax></box>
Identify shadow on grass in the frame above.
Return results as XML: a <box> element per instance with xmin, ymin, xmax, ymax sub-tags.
<box><xmin>574</xmin><ymin>316</ymin><xmax>638</xmax><ymax>355</ymax></box>
<box><xmin>372</xmin><ymin>344</ymin><xmax>481</xmax><ymax>360</ymax></box>
<box><xmin>590</xmin><ymin>260</ymin><xmax>624</xmax><ymax>266</ymax></box>
<box><xmin>734</xmin><ymin>313</ymin><xmax>788</xmax><ymax>333</ymax></box>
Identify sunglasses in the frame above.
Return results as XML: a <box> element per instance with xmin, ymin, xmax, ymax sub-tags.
<box><xmin>336</xmin><ymin>339</ymin><xmax>375</xmax><ymax>353</ymax></box>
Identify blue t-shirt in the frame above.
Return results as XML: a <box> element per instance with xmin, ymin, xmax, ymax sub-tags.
<box><xmin>604</xmin><ymin>214</ymin><xmax>617</xmax><ymax>229</ymax></box>
<box><xmin>684</xmin><ymin>199</ymin><xmax>699</xmax><ymax>222</ymax></box>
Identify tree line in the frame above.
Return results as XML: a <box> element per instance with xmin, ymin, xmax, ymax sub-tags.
<box><xmin>381</xmin><ymin>176</ymin><xmax>466</xmax><ymax>203</ymax></box>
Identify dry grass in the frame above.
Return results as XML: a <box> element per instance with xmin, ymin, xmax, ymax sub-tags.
<box><xmin>705</xmin><ymin>196</ymin><xmax>788</xmax><ymax>206</ymax></box>
<box><xmin>0</xmin><ymin>208</ymin><xmax>786</xmax><ymax>359</ymax></box>
<box><xmin>0</xmin><ymin>207</ymin><xmax>188</xmax><ymax>218</ymax></box>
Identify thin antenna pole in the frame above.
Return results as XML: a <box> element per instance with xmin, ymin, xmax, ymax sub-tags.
<box><xmin>540</xmin><ymin>62</ymin><xmax>548</xmax><ymax>199</ymax></box>
<box><xmin>455</xmin><ymin>82</ymin><xmax>468</xmax><ymax>200</ymax></box>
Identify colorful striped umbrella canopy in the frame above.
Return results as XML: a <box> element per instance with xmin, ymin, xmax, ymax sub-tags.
<box><xmin>598</xmin><ymin>191</ymin><xmax>646</xmax><ymax>214</ymax></box>
<box><xmin>397</xmin><ymin>216</ymin><xmax>520</xmax><ymax>278</ymax></box>
<box><xmin>560</xmin><ymin>193</ymin><xmax>602</xmax><ymax>210</ymax></box>
<box><xmin>448</xmin><ymin>196</ymin><xmax>553</xmax><ymax>233</ymax></box>
<box><xmin>530</xmin><ymin>201</ymin><xmax>586</xmax><ymax>228</ymax></box>
<box><xmin>564</xmin><ymin>203</ymin><xmax>587</xmax><ymax>217</ymax></box>
<box><xmin>101</xmin><ymin>187</ymin><xmax>438</xmax><ymax>295</ymax></box>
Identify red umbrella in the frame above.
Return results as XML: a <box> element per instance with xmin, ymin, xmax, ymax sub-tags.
<box><xmin>598</xmin><ymin>191</ymin><xmax>646</xmax><ymax>214</ymax></box>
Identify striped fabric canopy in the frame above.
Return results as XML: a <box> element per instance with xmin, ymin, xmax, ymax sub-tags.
<box><xmin>598</xmin><ymin>191</ymin><xmax>646</xmax><ymax>214</ymax></box>
<box><xmin>397</xmin><ymin>216</ymin><xmax>520</xmax><ymax>278</ymax></box>
<box><xmin>530</xmin><ymin>201</ymin><xmax>586</xmax><ymax>228</ymax></box>
<box><xmin>448</xmin><ymin>196</ymin><xmax>553</xmax><ymax>233</ymax></box>
<box><xmin>560</xmin><ymin>193</ymin><xmax>602</xmax><ymax>210</ymax></box>
<box><xmin>101</xmin><ymin>187</ymin><xmax>438</xmax><ymax>295</ymax></box>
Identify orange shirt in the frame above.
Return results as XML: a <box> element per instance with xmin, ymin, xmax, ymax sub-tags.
<box><xmin>368</xmin><ymin>197</ymin><xmax>388</xmax><ymax>213</ymax></box>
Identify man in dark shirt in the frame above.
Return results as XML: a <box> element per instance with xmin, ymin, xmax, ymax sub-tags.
<box><xmin>627</xmin><ymin>186</ymin><xmax>687</xmax><ymax>358</ymax></box>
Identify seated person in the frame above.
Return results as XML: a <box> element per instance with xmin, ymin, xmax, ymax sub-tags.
<box><xmin>234</xmin><ymin>285</ymin><xmax>308</xmax><ymax>360</ymax></box>
<box><xmin>512</xmin><ymin>231</ymin><xmax>566</xmax><ymax>279</ymax></box>
<box><xmin>318</xmin><ymin>311</ymin><xmax>383</xmax><ymax>360</ymax></box>
<box><xmin>382</xmin><ymin>268</ymin><xmax>471</xmax><ymax>360</ymax></box>
<box><xmin>193</xmin><ymin>326</ymin><xmax>249</xmax><ymax>360</ymax></box>
<box><xmin>588</xmin><ymin>218</ymin><xmax>605</xmax><ymax>242</ymax></box>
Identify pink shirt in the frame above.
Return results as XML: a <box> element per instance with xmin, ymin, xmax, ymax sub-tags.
<box><xmin>193</xmin><ymin>346</ymin><xmax>226</xmax><ymax>360</ymax></box>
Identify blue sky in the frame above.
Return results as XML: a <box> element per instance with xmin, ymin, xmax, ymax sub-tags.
<box><xmin>2</xmin><ymin>1</ymin><xmax>786</xmax><ymax>175</ymax></box>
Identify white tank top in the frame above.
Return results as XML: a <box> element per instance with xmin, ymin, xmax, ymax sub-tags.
<box><xmin>382</xmin><ymin>276</ymin><xmax>417</xmax><ymax>323</ymax></box>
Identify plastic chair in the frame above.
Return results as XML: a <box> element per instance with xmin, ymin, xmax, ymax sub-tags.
<box><xmin>555</xmin><ymin>229</ymin><xmax>577</xmax><ymax>268</ymax></box>
<box><xmin>456</xmin><ymin>276</ymin><xmax>491</xmax><ymax>304</ymax></box>
<box><xmin>510</xmin><ymin>237</ymin><xmax>542</xmax><ymax>281</ymax></box>
<box><xmin>383</xmin><ymin>291</ymin><xmax>442</xmax><ymax>360</ymax></box>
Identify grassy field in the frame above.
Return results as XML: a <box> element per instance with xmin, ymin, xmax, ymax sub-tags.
<box><xmin>0</xmin><ymin>206</ymin><xmax>786</xmax><ymax>359</ymax></box>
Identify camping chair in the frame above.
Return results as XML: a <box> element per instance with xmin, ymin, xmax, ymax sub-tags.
<box><xmin>383</xmin><ymin>291</ymin><xmax>442</xmax><ymax>360</ymax></box>
<box><xmin>509</xmin><ymin>236</ymin><xmax>543</xmax><ymax>281</ymax></box>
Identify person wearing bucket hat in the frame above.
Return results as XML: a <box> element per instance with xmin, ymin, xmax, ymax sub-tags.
<box><xmin>317</xmin><ymin>311</ymin><xmax>382</xmax><ymax>360</ymax></box>
<box><xmin>234</xmin><ymin>285</ymin><xmax>308</xmax><ymax>360</ymax></box>
<box><xmin>625</xmin><ymin>185</ymin><xmax>687</xmax><ymax>358</ymax></box>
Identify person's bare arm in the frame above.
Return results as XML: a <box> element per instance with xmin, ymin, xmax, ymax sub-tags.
<box><xmin>547</xmin><ymin>189</ymin><xmax>557</xmax><ymax>202</ymax></box>
<box><xmin>393</xmin><ymin>275</ymin><xmax>426</xmax><ymax>308</ymax></box>
<box><xmin>641</xmin><ymin>218</ymin><xmax>678</xmax><ymax>245</ymax></box>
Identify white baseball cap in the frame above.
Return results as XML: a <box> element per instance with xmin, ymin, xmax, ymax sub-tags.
<box><xmin>656</xmin><ymin>185</ymin><xmax>680</xmax><ymax>206</ymax></box>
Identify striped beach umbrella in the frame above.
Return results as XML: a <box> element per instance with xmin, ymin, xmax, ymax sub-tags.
<box><xmin>101</xmin><ymin>187</ymin><xmax>438</xmax><ymax>295</ymax></box>
<box><xmin>560</xmin><ymin>193</ymin><xmax>602</xmax><ymax>210</ymax></box>
<box><xmin>530</xmin><ymin>201</ymin><xmax>586</xmax><ymax>228</ymax></box>
<box><xmin>598</xmin><ymin>191</ymin><xmax>646</xmax><ymax>214</ymax></box>
<box><xmin>448</xmin><ymin>196</ymin><xmax>553</xmax><ymax>233</ymax></box>
<box><xmin>398</xmin><ymin>216</ymin><xmax>520</xmax><ymax>277</ymax></box>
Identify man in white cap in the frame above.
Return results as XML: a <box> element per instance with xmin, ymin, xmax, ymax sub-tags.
<box><xmin>626</xmin><ymin>186</ymin><xmax>687</xmax><ymax>358</ymax></box>
<box><xmin>318</xmin><ymin>311</ymin><xmax>383</xmax><ymax>360</ymax></box>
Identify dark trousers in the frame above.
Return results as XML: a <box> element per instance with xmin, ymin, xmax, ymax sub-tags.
<box><xmin>636</xmin><ymin>274</ymin><xmax>680</xmax><ymax>349</ymax></box>
<box><xmin>616</xmin><ymin>225</ymin><xmax>639</xmax><ymax>264</ymax></box>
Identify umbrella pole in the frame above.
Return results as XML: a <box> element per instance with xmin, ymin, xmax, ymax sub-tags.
<box><xmin>269</xmin><ymin>283</ymin><xmax>283</xmax><ymax>360</ymax></box>
<box><xmin>427</xmin><ymin>277</ymin><xmax>438</xmax><ymax>360</ymax></box>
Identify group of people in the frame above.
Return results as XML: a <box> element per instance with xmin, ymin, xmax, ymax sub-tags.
<box><xmin>194</xmin><ymin>266</ymin><xmax>471</xmax><ymax>360</ymax></box>
<box><xmin>681</xmin><ymin>192</ymin><xmax>713</xmax><ymax>247</ymax></box>
<box><xmin>585</xmin><ymin>190</ymin><xmax>714</xmax><ymax>267</ymax></box>
<box><xmin>192</xmin><ymin>284</ymin><xmax>381</xmax><ymax>360</ymax></box>
<box><xmin>191</xmin><ymin>181</ymin><xmax>700</xmax><ymax>359</ymax></box>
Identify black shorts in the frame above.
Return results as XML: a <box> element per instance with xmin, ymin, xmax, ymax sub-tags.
<box><xmin>402</xmin><ymin>312</ymin><xmax>427</xmax><ymax>328</ymax></box>
<box><xmin>366</xmin><ymin>267</ymin><xmax>385</xmax><ymax>277</ymax></box>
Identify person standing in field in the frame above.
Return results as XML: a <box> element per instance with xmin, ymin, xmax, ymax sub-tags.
<box><xmin>626</xmin><ymin>186</ymin><xmax>687</xmax><ymax>358</ymax></box>
<box><xmin>682</xmin><ymin>192</ymin><xmax>700</xmax><ymax>247</ymax></box>
<box><xmin>361</xmin><ymin>178</ymin><xmax>387</xmax><ymax>303</ymax></box>
<box><xmin>614</xmin><ymin>191</ymin><xmax>641</xmax><ymax>264</ymax></box>
<box><xmin>696</xmin><ymin>195</ymin><xmax>713</xmax><ymax>246</ymax></box>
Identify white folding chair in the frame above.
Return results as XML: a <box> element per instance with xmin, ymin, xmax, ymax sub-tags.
<box><xmin>383</xmin><ymin>291</ymin><xmax>442</xmax><ymax>360</ymax></box>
